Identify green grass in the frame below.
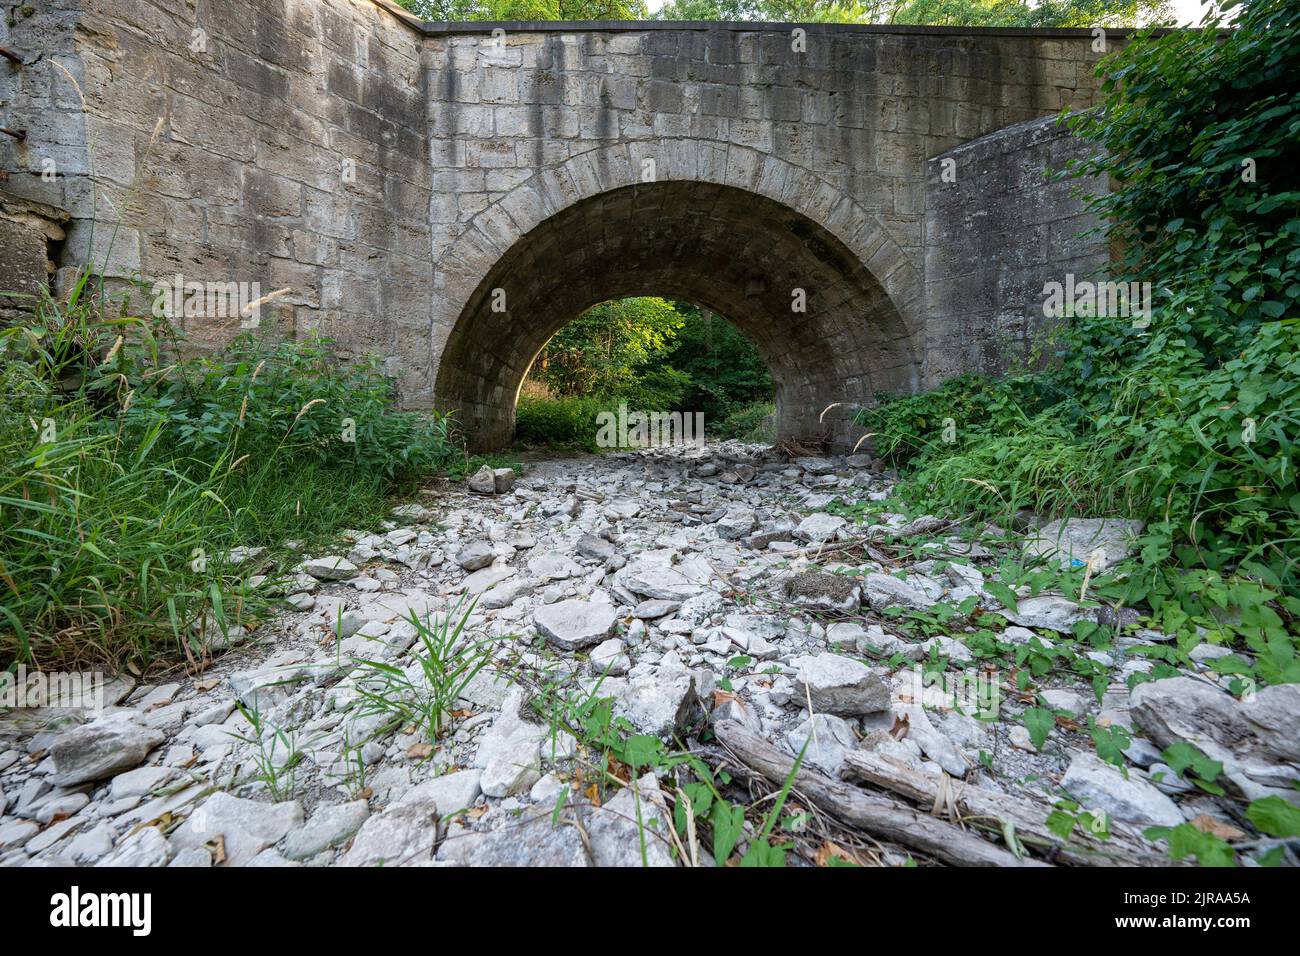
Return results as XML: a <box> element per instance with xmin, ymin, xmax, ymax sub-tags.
<box><xmin>0</xmin><ymin>273</ymin><xmax>461</xmax><ymax>670</ymax></box>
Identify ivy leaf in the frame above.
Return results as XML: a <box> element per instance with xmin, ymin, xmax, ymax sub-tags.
<box><xmin>620</xmin><ymin>734</ymin><xmax>663</xmax><ymax>770</ymax></box>
<box><xmin>1023</xmin><ymin>707</ymin><xmax>1055</xmax><ymax>750</ymax></box>
<box><xmin>1091</xmin><ymin>722</ymin><xmax>1131</xmax><ymax>767</ymax></box>
<box><xmin>1246</xmin><ymin>796</ymin><xmax>1300</xmax><ymax>838</ymax></box>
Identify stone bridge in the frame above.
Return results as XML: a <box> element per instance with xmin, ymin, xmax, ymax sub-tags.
<box><xmin>1</xmin><ymin>1</ymin><xmax>1122</xmax><ymax>448</ymax></box>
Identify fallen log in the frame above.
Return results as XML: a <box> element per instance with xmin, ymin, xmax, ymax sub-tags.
<box><xmin>841</xmin><ymin>749</ymin><xmax>1174</xmax><ymax>867</ymax></box>
<box><xmin>712</xmin><ymin>720</ymin><xmax>1045</xmax><ymax>867</ymax></box>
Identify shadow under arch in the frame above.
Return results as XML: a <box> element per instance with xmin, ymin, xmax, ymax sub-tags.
<box><xmin>434</xmin><ymin>180</ymin><xmax>919</xmax><ymax>450</ymax></box>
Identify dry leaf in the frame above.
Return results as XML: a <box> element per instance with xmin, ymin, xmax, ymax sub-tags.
<box><xmin>208</xmin><ymin>834</ymin><xmax>227</xmax><ymax>865</ymax></box>
<box><xmin>194</xmin><ymin>678</ymin><xmax>219</xmax><ymax>692</ymax></box>
<box><xmin>132</xmin><ymin>813</ymin><xmax>173</xmax><ymax>836</ymax></box>
<box><xmin>606</xmin><ymin>756</ymin><xmax>631</xmax><ymax>784</ymax></box>
<box><xmin>815</xmin><ymin>841</ymin><xmax>861</xmax><ymax>867</ymax></box>
<box><xmin>407</xmin><ymin>742</ymin><xmax>434</xmax><ymax>759</ymax></box>
<box><xmin>889</xmin><ymin>713</ymin><xmax>911</xmax><ymax>740</ymax></box>
<box><xmin>1190</xmin><ymin>814</ymin><xmax>1247</xmax><ymax>842</ymax></box>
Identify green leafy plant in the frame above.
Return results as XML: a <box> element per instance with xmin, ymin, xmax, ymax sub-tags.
<box><xmin>853</xmin><ymin>0</ymin><xmax>1300</xmax><ymax>686</ymax></box>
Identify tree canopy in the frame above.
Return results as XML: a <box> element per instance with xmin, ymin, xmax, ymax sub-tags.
<box><xmin>397</xmin><ymin>0</ymin><xmax>1173</xmax><ymax>25</ymax></box>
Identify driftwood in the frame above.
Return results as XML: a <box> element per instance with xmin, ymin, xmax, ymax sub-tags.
<box><xmin>841</xmin><ymin>749</ymin><xmax>1175</xmax><ymax>867</ymax></box>
<box><xmin>712</xmin><ymin>720</ymin><xmax>1046</xmax><ymax>867</ymax></box>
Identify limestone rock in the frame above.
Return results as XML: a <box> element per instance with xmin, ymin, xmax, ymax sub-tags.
<box><xmin>171</xmin><ymin>793</ymin><xmax>305</xmax><ymax>867</ymax></box>
<box><xmin>602</xmin><ymin>666</ymin><xmax>702</xmax><ymax>737</ymax></box>
<box><xmin>534</xmin><ymin>599</ymin><xmax>617</xmax><ymax>651</ymax></box>
<box><xmin>438</xmin><ymin>810</ymin><xmax>588</xmax><ymax>866</ymax></box>
<box><xmin>786</xmin><ymin>713</ymin><xmax>858</xmax><ymax>776</ymax></box>
<box><xmin>340</xmin><ymin>790</ymin><xmax>438</xmax><ymax>867</ymax></box>
<box><xmin>455</xmin><ymin>540</ymin><xmax>496</xmax><ymax>571</ymax></box>
<box><xmin>49</xmin><ymin>714</ymin><xmax>166</xmax><ymax>785</ymax></box>
<box><xmin>281</xmin><ymin>801</ymin><xmax>370</xmax><ymax>861</ymax></box>
<box><xmin>299</xmin><ymin>555</ymin><xmax>358</xmax><ymax>582</ymax></box>
<box><xmin>585</xmin><ymin>773</ymin><xmax>677</xmax><ymax>867</ymax></box>
<box><xmin>999</xmin><ymin>595</ymin><xmax>1087</xmax><ymax>633</ymax></box>
<box><xmin>794</xmin><ymin>512</ymin><xmax>847</xmax><ymax>543</ymax></box>
<box><xmin>789</xmin><ymin>654</ymin><xmax>889</xmax><ymax>717</ymax></box>
<box><xmin>492</xmin><ymin>468</ymin><xmax>516</xmax><ymax>493</ymax></box>
<box><xmin>1061</xmin><ymin>751</ymin><xmax>1182</xmax><ymax>827</ymax></box>
<box><xmin>468</xmin><ymin>465</ymin><xmax>496</xmax><ymax>494</ymax></box>
<box><xmin>862</xmin><ymin>571</ymin><xmax>936</xmax><ymax>611</ymax></box>
<box><xmin>1025</xmin><ymin>518</ymin><xmax>1143</xmax><ymax>571</ymax></box>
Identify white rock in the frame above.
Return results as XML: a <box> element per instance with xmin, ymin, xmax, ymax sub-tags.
<box><xmin>281</xmin><ymin>801</ymin><xmax>370</xmax><ymax>861</ymax></box>
<box><xmin>585</xmin><ymin>773</ymin><xmax>677</xmax><ymax>867</ymax></box>
<box><xmin>340</xmin><ymin>790</ymin><xmax>438</xmax><ymax>867</ymax></box>
<box><xmin>171</xmin><ymin>793</ymin><xmax>305</xmax><ymax>867</ymax></box>
<box><xmin>790</xmin><ymin>654</ymin><xmax>890</xmax><ymax>717</ymax></box>
<box><xmin>786</xmin><ymin>714</ymin><xmax>858</xmax><ymax>776</ymax></box>
<box><xmin>534</xmin><ymin>599</ymin><xmax>617</xmax><ymax>651</ymax></box>
<box><xmin>455</xmin><ymin>541</ymin><xmax>496</xmax><ymax>571</ymax></box>
<box><xmin>401</xmin><ymin>769</ymin><xmax>483</xmax><ymax>816</ymax></box>
<box><xmin>590</xmin><ymin>637</ymin><xmax>631</xmax><ymax>676</ymax></box>
<box><xmin>621</xmin><ymin>565</ymin><xmax>704</xmax><ymax>601</ymax></box>
<box><xmin>96</xmin><ymin>825</ymin><xmax>172</xmax><ymax>867</ymax></box>
<box><xmin>862</xmin><ymin>572</ymin><xmax>936</xmax><ymax>611</ymax></box>
<box><xmin>601</xmin><ymin>666</ymin><xmax>701</xmax><ymax>737</ymax></box>
<box><xmin>299</xmin><ymin>555</ymin><xmax>358</xmax><ymax>582</ymax></box>
<box><xmin>999</xmin><ymin>595</ymin><xmax>1088</xmax><ymax>633</ymax></box>
<box><xmin>794</xmin><ymin>512</ymin><xmax>847</xmax><ymax>543</ymax></box>
<box><xmin>1025</xmin><ymin>518</ymin><xmax>1143</xmax><ymax>571</ymax></box>
<box><xmin>49</xmin><ymin>713</ymin><xmax>166</xmax><ymax>785</ymax></box>
<box><xmin>1060</xmin><ymin>751</ymin><xmax>1182</xmax><ymax>827</ymax></box>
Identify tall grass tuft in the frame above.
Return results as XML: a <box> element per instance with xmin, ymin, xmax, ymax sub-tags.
<box><xmin>1</xmin><ymin>271</ymin><xmax>458</xmax><ymax>670</ymax></box>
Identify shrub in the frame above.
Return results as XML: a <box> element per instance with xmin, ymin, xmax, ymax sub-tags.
<box><xmin>514</xmin><ymin>394</ymin><xmax>609</xmax><ymax>451</ymax></box>
<box><xmin>715</xmin><ymin>402</ymin><xmax>777</xmax><ymax>442</ymax></box>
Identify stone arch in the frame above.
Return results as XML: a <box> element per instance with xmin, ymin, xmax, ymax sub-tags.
<box><xmin>431</xmin><ymin>142</ymin><xmax>924</xmax><ymax>450</ymax></box>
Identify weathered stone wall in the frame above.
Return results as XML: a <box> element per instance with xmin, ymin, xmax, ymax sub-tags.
<box><xmin>1</xmin><ymin>0</ymin><xmax>433</xmax><ymax>395</ymax></box>
<box><xmin>4</xmin><ymin>6</ymin><xmax>1124</xmax><ymax>448</ymax></box>
<box><xmin>924</xmin><ymin>113</ymin><xmax>1108</xmax><ymax>382</ymax></box>
<box><xmin>422</xmin><ymin>23</ymin><xmax>1117</xmax><ymax>446</ymax></box>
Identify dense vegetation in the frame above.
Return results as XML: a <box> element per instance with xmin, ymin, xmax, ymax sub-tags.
<box><xmin>516</xmin><ymin>298</ymin><xmax>775</xmax><ymax>449</ymax></box>
<box><xmin>858</xmin><ymin>0</ymin><xmax>1300</xmax><ymax>684</ymax></box>
<box><xmin>0</xmin><ymin>276</ymin><xmax>470</xmax><ymax>670</ymax></box>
